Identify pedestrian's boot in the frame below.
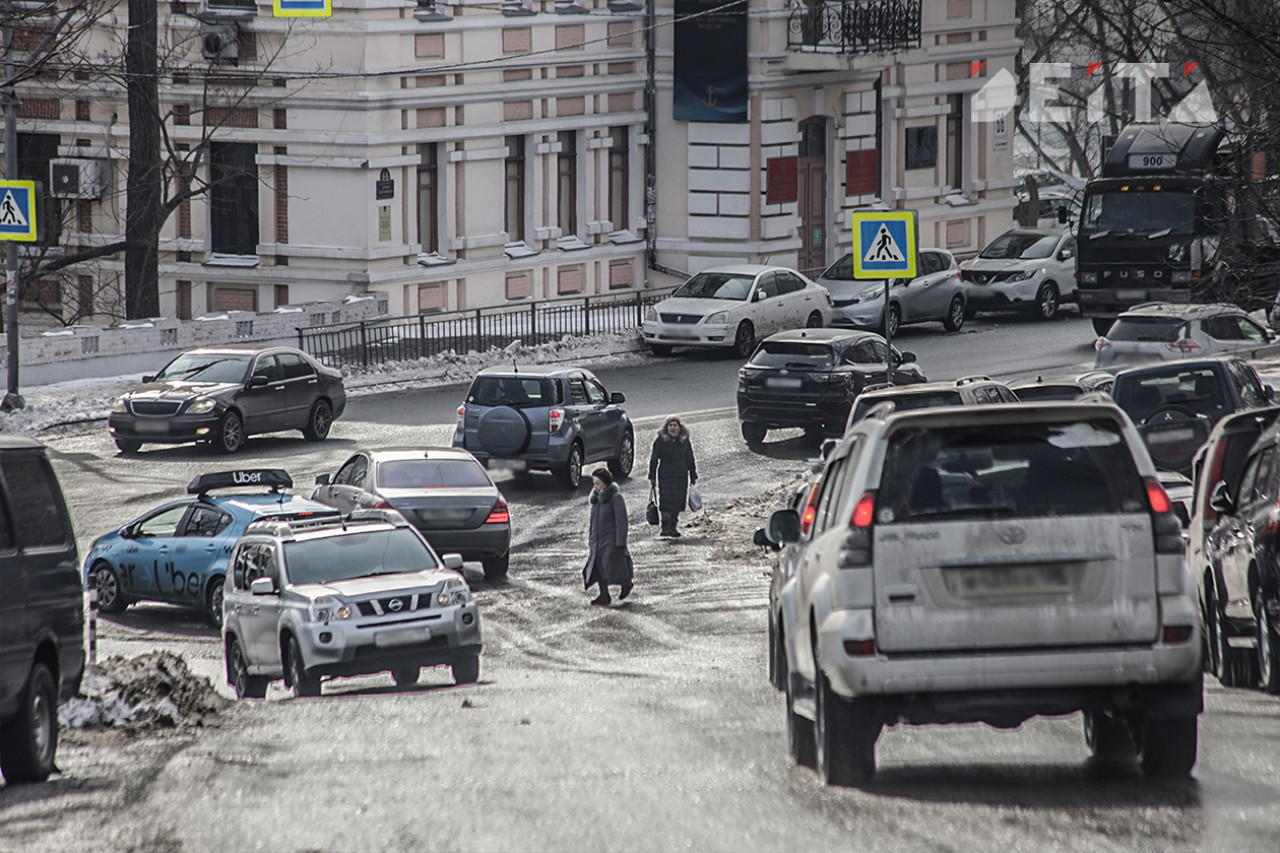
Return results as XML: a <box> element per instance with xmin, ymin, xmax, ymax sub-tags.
<box><xmin>659</xmin><ymin>513</ymin><xmax>674</xmax><ymax>537</ymax></box>
<box><xmin>620</xmin><ymin>579</ymin><xmax>633</xmax><ymax>600</ymax></box>
<box><xmin>590</xmin><ymin>582</ymin><xmax>612</xmax><ymax>606</ymax></box>
<box><xmin>670</xmin><ymin>512</ymin><xmax>682</xmax><ymax>538</ymax></box>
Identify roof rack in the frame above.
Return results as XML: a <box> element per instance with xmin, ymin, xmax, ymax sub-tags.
<box><xmin>954</xmin><ymin>375</ymin><xmax>993</xmax><ymax>386</ymax></box>
<box><xmin>187</xmin><ymin>469</ymin><xmax>292</xmax><ymax>496</ymax></box>
<box><xmin>242</xmin><ymin>508</ymin><xmax>409</xmax><ymax>541</ymax></box>
<box><xmin>860</xmin><ymin>382</ymin><xmax>894</xmax><ymax>395</ymax></box>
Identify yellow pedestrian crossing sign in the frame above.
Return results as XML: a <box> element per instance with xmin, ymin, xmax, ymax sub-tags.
<box><xmin>0</xmin><ymin>180</ymin><xmax>40</xmax><ymax>242</ymax></box>
<box><xmin>851</xmin><ymin>210</ymin><xmax>917</xmax><ymax>279</ymax></box>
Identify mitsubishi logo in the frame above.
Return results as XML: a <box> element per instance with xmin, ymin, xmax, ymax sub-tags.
<box><xmin>388</xmin><ymin>598</ymin><xmax>404</xmax><ymax>612</ymax></box>
<box><xmin>997</xmin><ymin>525</ymin><xmax>1027</xmax><ymax>545</ymax></box>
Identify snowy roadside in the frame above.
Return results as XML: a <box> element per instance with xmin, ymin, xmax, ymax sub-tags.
<box><xmin>0</xmin><ymin>329</ymin><xmax>650</xmax><ymax>438</ymax></box>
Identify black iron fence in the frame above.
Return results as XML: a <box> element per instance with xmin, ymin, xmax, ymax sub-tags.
<box><xmin>787</xmin><ymin>0</ymin><xmax>922</xmax><ymax>54</ymax></box>
<box><xmin>297</xmin><ymin>287</ymin><xmax>678</xmax><ymax>369</ymax></box>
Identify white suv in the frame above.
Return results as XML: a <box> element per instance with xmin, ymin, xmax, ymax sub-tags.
<box><xmin>767</xmin><ymin>402</ymin><xmax>1202</xmax><ymax>786</ymax></box>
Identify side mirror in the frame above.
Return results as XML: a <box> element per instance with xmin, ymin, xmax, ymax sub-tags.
<box><xmin>314</xmin><ymin>473</ymin><xmax>331</xmax><ymax>486</ymax></box>
<box><xmin>1209</xmin><ymin>480</ymin><xmax>1235</xmax><ymax>515</ymax></box>
<box><xmin>248</xmin><ymin>374</ymin><xmax>270</xmax><ymax>388</ymax></box>
<box><xmin>119</xmin><ymin>525</ymin><xmax>137</xmax><ymax>540</ymax></box>
<box><xmin>142</xmin><ymin>374</ymin><xmax>156</xmax><ymax>383</ymax></box>
<box><xmin>766</xmin><ymin>508</ymin><xmax>801</xmax><ymax>544</ymax></box>
<box><xmin>899</xmin><ymin>351</ymin><xmax>917</xmax><ymax>363</ymax></box>
<box><xmin>1266</xmin><ymin>384</ymin><xmax>1276</xmax><ymax>401</ymax></box>
<box><xmin>754</xmin><ymin>290</ymin><xmax>765</xmax><ymax>302</ymax></box>
<box><xmin>441</xmin><ymin>553</ymin><xmax>464</xmax><ymax>570</ymax></box>
<box><xmin>611</xmin><ymin>392</ymin><xmax>626</xmax><ymax>404</ymax></box>
<box><xmin>1058</xmin><ymin>249</ymin><xmax>1074</xmax><ymax>261</ymax></box>
<box><xmin>250</xmin><ymin>577</ymin><xmax>276</xmax><ymax>596</ymax></box>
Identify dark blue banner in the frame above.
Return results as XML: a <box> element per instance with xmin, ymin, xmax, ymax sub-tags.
<box><xmin>673</xmin><ymin>0</ymin><xmax>748</xmax><ymax>123</ymax></box>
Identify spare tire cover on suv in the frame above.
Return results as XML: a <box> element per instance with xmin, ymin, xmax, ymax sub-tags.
<box><xmin>477</xmin><ymin>406</ymin><xmax>533</xmax><ymax>457</ymax></box>
<box><xmin>1139</xmin><ymin>416</ymin><xmax>1212</xmax><ymax>473</ymax></box>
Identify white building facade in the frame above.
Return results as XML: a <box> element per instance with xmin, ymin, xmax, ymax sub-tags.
<box><xmin>7</xmin><ymin>0</ymin><xmax>1017</xmax><ymax>324</ymax></box>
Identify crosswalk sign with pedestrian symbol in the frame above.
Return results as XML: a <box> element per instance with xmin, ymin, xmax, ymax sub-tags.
<box><xmin>0</xmin><ymin>180</ymin><xmax>39</xmax><ymax>242</ymax></box>
<box><xmin>851</xmin><ymin>210</ymin><xmax>917</xmax><ymax>279</ymax></box>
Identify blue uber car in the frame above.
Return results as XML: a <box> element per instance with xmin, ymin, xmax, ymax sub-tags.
<box><xmin>83</xmin><ymin>470</ymin><xmax>338</xmax><ymax>626</ymax></box>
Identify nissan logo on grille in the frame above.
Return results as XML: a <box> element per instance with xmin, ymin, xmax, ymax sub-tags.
<box><xmin>388</xmin><ymin>598</ymin><xmax>404</xmax><ymax>612</ymax></box>
<box><xmin>997</xmin><ymin>525</ymin><xmax>1027</xmax><ymax>545</ymax></box>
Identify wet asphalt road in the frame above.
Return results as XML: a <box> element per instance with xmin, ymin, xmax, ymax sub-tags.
<box><xmin>4</xmin><ymin>313</ymin><xmax>1280</xmax><ymax>852</ymax></box>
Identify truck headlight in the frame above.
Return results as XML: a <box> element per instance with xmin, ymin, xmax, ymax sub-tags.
<box><xmin>645</xmin><ymin>306</ymin><xmax>657</xmax><ymax>322</ymax></box>
<box><xmin>1080</xmin><ymin>271</ymin><xmax>1098</xmax><ymax>284</ymax></box>
<box><xmin>187</xmin><ymin>398</ymin><xmax>216</xmax><ymax>415</ymax></box>
<box><xmin>706</xmin><ymin>311</ymin><xmax>728</xmax><ymax>324</ymax></box>
<box><xmin>1167</xmin><ymin>243</ymin><xmax>1188</xmax><ymax>263</ymax></box>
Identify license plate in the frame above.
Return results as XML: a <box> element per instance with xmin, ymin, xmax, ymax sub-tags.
<box><xmin>767</xmin><ymin>377</ymin><xmax>803</xmax><ymax>389</ymax></box>
<box><xmin>134</xmin><ymin>420</ymin><xmax>170</xmax><ymax>434</ymax></box>
<box><xmin>487</xmin><ymin>458</ymin><xmax>527</xmax><ymax>471</ymax></box>
<box><xmin>1147</xmin><ymin>428</ymin><xmax>1197</xmax><ymax>445</ymax></box>
<box><xmin>952</xmin><ymin>565</ymin><xmax>1071</xmax><ymax>598</ymax></box>
<box><xmin>374</xmin><ymin>625</ymin><xmax>432</xmax><ymax>647</ymax></box>
<box><xmin>1116</xmin><ymin>289</ymin><xmax>1146</xmax><ymax>300</ymax></box>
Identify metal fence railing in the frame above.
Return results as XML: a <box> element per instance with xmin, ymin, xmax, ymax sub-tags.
<box><xmin>296</xmin><ymin>287</ymin><xmax>678</xmax><ymax>370</ymax></box>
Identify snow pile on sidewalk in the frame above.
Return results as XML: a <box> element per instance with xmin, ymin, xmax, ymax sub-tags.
<box><xmin>0</xmin><ymin>328</ymin><xmax>648</xmax><ymax>436</ymax></box>
<box><xmin>59</xmin><ymin>652</ymin><xmax>228</xmax><ymax>733</ymax></box>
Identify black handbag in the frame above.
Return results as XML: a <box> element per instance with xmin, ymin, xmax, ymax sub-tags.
<box><xmin>646</xmin><ymin>485</ymin><xmax>659</xmax><ymax>526</ymax></box>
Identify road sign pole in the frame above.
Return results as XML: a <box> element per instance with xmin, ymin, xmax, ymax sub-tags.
<box><xmin>2</xmin><ymin>17</ymin><xmax>22</xmax><ymax>412</ymax></box>
<box><xmin>883</xmin><ymin>280</ymin><xmax>892</xmax><ymax>383</ymax></box>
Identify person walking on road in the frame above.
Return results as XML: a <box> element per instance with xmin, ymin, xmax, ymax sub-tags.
<box><xmin>583</xmin><ymin>468</ymin><xmax>632</xmax><ymax>606</ymax></box>
<box><xmin>648</xmin><ymin>416</ymin><xmax>698</xmax><ymax>538</ymax></box>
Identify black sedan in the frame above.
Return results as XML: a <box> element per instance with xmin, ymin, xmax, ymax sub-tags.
<box><xmin>736</xmin><ymin>328</ymin><xmax>925</xmax><ymax>445</ymax></box>
<box><xmin>108</xmin><ymin>345</ymin><xmax>346</xmax><ymax>454</ymax></box>
<box><xmin>311</xmin><ymin>447</ymin><xmax>512</xmax><ymax>580</ymax></box>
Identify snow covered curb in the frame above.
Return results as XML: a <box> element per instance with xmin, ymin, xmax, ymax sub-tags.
<box><xmin>60</xmin><ymin>652</ymin><xmax>228</xmax><ymax>733</ymax></box>
<box><xmin>0</xmin><ymin>328</ymin><xmax>649</xmax><ymax>437</ymax></box>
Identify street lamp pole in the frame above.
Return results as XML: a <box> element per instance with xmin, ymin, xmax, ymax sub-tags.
<box><xmin>2</xmin><ymin>10</ymin><xmax>22</xmax><ymax>412</ymax></box>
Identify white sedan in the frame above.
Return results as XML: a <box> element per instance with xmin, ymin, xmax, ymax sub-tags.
<box><xmin>643</xmin><ymin>265</ymin><xmax>833</xmax><ymax>358</ymax></box>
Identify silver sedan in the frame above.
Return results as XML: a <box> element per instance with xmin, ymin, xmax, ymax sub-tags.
<box><xmin>817</xmin><ymin>248</ymin><xmax>967</xmax><ymax>337</ymax></box>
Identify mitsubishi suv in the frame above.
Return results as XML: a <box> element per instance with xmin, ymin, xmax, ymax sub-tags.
<box><xmin>453</xmin><ymin>366</ymin><xmax>633</xmax><ymax>489</ymax></box>
<box><xmin>766</xmin><ymin>402</ymin><xmax>1202</xmax><ymax>786</ymax></box>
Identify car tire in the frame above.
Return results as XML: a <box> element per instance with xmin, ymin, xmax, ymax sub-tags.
<box><xmin>205</xmin><ymin>576</ymin><xmax>225</xmax><ymax>628</ymax></box>
<box><xmin>806</xmin><ymin>311</ymin><xmax>823</xmax><ymax>329</ymax></box>
<box><xmin>1035</xmin><ymin>282</ymin><xmax>1060</xmax><ymax>320</ymax></box>
<box><xmin>648</xmin><ymin>343</ymin><xmax>673</xmax><ymax>357</ymax></box>
<box><xmin>1092</xmin><ymin>317</ymin><xmax>1113</xmax><ymax>335</ymax></box>
<box><xmin>884</xmin><ymin>303</ymin><xmax>901</xmax><ymax>339</ymax></box>
<box><xmin>285</xmin><ymin>636</ymin><xmax>321</xmax><ymax>698</ymax></box>
<box><xmin>114</xmin><ymin>439</ymin><xmax>142</xmax><ymax>455</ymax></box>
<box><xmin>732</xmin><ymin>322</ymin><xmax>755</xmax><ymax>359</ymax></box>
<box><xmin>1257</xmin><ymin>589</ymin><xmax>1280</xmax><ymax>695</ymax></box>
<box><xmin>767</xmin><ymin>619</ymin><xmax>778</xmax><ymax>690</ymax></box>
<box><xmin>1138</xmin><ymin>715</ymin><xmax>1198</xmax><ymax>778</ymax></box>
<box><xmin>302</xmin><ymin>398</ymin><xmax>333</xmax><ymax>442</ymax></box>
<box><xmin>1084</xmin><ymin>710</ymin><xmax>1135</xmax><ymax>761</ymax></box>
<box><xmin>216</xmin><ymin>410</ymin><xmax>245</xmax><ymax>455</ymax></box>
<box><xmin>227</xmin><ymin>638</ymin><xmax>267</xmax><ymax>700</ymax></box>
<box><xmin>554</xmin><ymin>442</ymin><xmax>584</xmax><ymax>490</ymax></box>
<box><xmin>784</xmin><ymin>665</ymin><xmax>816</xmax><ymax>769</ymax></box>
<box><xmin>608</xmin><ymin>430</ymin><xmax>635</xmax><ymax>479</ymax></box>
<box><xmin>815</xmin><ymin>669</ymin><xmax>878</xmax><ymax>787</ymax></box>
<box><xmin>0</xmin><ymin>663</ymin><xmax>58</xmax><ymax>784</ymax></box>
<box><xmin>741</xmin><ymin>422</ymin><xmax>767</xmax><ymax>447</ymax></box>
<box><xmin>482</xmin><ymin>552</ymin><xmax>510</xmax><ymax>581</ymax></box>
<box><xmin>391</xmin><ymin>668</ymin><xmax>420</xmax><ymax>687</ymax></box>
<box><xmin>1208</xmin><ymin>585</ymin><xmax>1242</xmax><ymax>687</ymax></box>
<box><xmin>452</xmin><ymin>656</ymin><xmax>480</xmax><ymax>685</ymax></box>
<box><xmin>943</xmin><ymin>296</ymin><xmax>966</xmax><ymax>332</ymax></box>
<box><xmin>91</xmin><ymin>561</ymin><xmax>129</xmax><ymax>614</ymax></box>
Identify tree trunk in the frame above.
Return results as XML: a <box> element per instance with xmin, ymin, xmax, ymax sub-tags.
<box><xmin>124</xmin><ymin>0</ymin><xmax>160</xmax><ymax>319</ymax></box>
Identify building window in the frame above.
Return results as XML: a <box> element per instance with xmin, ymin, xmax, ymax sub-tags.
<box><xmin>505</xmin><ymin>135</ymin><xmax>525</xmax><ymax>242</ymax></box>
<box><xmin>904</xmin><ymin>126</ymin><xmax>938</xmax><ymax>171</ymax></box>
<box><xmin>799</xmin><ymin>120</ymin><xmax>825</xmax><ymax>158</ymax></box>
<box><xmin>177</xmin><ymin>280</ymin><xmax>192</xmax><ymax>320</ymax></box>
<box><xmin>557</xmin><ymin>130</ymin><xmax>577</xmax><ymax>237</ymax></box>
<box><xmin>274</xmin><ymin>284</ymin><xmax>289</xmax><ymax>308</ymax></box>
<box><xmin>608</xmin><ymin>126</ymin><xmax>628</xmax><ymax>230</ymax></box>
<box><xmin>212</xmin><ymin>286</ymin><xmax>257</xmax><ymax>312</ymax></box>
<box><xmin>417</xmin><ymin>143</ymin><xmax>439</xmax><ymax>254</ymax></box>
<box><xmin>946</xmin><ymin>94</ymin><xmax>963</xmax><ymax>190</ymax></box>
<box><xmin>210</xmin><ymin>142</ymin><xmax>259</xmax><ymax>256</ymax></box>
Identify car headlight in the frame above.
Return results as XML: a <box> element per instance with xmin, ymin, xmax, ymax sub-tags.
<box><xmin>706</xmin><ymin>311</ymin><xmax>728</xmax><ymax>324</ymax></box>
<box><xmin>309</xmin><ymin>596</ymin><xmax>352</xmax><ymax>622</ymax></box>
<box><xmin>437</xmin><ymin>581</ymin><xmax>471</xmax><ymax>607</ymax></box>
<box><xmin>110</xmin><ymin>397</ymin><xmax>127</xmax><ymax>413</ymax></box>
<box><xmin>1006</xmin><ymin>270</ymin><xmax>1033</xmax><ymax>282</ymax></box>
<box><xmin>186</xmin><ymin>398</ymin><xmax>216</xmax><ymax>415</ymax></box>
<box><xmin>645</xmin><ymin>306</ymin><xmax>657</xmax><ymax>322</ymax></box>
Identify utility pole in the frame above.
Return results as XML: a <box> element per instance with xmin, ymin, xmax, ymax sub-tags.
<box><xmin>2</xmin><ymin>9</ymin><xmax>22</xmax><ymax>411</ymax></box>
<box><xmin>643</xmin><ymin>0</ymin><xmax>656</xmax><ymax>278</ymax></box>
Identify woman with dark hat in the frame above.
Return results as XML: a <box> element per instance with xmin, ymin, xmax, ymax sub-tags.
<box><xmin>648</xmin><ymin>415</ymin><xmax>698</xmax><ymax>538</ymax></box>
<box><xmin>582</xmin><ymin>468</ymin><xmax>632</xmax><ymax>606</ymax></box>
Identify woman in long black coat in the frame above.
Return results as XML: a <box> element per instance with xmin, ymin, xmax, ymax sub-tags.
<box><xmin>648</xmin><ymin>416</ymin><xmax>698</xmax><ymax>537</ymax></box>
<box><xmin>582</xmin><ymin>468</ymin><xmax>632</xmax><ymax>606</ymax></box>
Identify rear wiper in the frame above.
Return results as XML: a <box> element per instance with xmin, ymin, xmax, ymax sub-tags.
<box><xmin>906</xmin><ymin>505</ymin><xmax>1018</xmax><ymax>520</ymax></box>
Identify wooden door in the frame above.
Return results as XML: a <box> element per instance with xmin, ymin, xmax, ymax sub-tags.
<box><xmin>797</xmin><ymin>119</ymin><xmax>827</xmax><ymax>274</ymax></box>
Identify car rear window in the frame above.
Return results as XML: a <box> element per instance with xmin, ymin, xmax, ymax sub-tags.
<box><xmin>283</xmin><ymin>528</ymin><xmax>437</xmax><ymax>584</ymax></box>
<box><xmin>850</xmin><ymin>390</ymin><xmax>962</xmax><ymax>424</ymax></box>
<box><xmin>1107</xmin><ymin>317</ymin><xmax>1184</xmax><ymax>342</ymax></box>
<box><xmin>1010</xmin><ymin>385</ymin><xmax>1084</xmax><ymax>402</ymax></box>
<box><xmin>378</xmin><ymin>459</ymin><xmax>492</xmax><ymax>489</ymax></box>
<box><xmin>749</xmin><ymin>341</ymin><xmax>836</xmax><ymax>369</ymax></box>
<box><xmin>1112</xmin><ymin>366</ymin><xmax>1227</xmax><ymax>422</ymax></box>
<box><xmin>467</xmin><ymin>376</ymin><xmax>560</xmax><ymax>408</ymax></box>
<box><xmin>878</xmin><ymin>420</ymin><xmax>1145</xmax><ymax>522</ymax></box>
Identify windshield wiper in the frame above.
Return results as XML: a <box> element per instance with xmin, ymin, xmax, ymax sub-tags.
<box><xmin>1087</xmin><ymin>229</ymin><xmax>1113</xmax><ymax>240</ymax></box>
<box><xmin>1143</xmin><ymin>228</ymin><xmax>1173</xmax><ymax>240</ymax></box>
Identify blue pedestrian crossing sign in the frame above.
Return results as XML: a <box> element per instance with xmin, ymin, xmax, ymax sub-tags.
<box><xmin>273</xmin><ymin>0</ymin><xmax>331</xmax><ymax>17</ymax></box>
<box><xmin>851</xmin><ymin>210</ymin><xmax>918</xmax><ymax>279</ymax></box>
<box><xmin>0</xmin><ymin>180</ymin><xmax>39</xmax><ymax>242</ymax></box>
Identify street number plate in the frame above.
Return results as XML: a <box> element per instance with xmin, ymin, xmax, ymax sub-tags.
<box><xmin>374</xmin><ymin>625</ymin><xmax>432</xmax><ymax>647</ymax></box>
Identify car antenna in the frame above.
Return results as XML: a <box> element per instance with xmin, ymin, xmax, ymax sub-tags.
<box><xmin>513</xmin><ymin>359</ymin><xmax>518</xmax><ymax>373</ymax></box>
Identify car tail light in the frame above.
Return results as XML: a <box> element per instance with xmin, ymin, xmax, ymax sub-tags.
<box><xmin>373</xmin><ymin>499</ymin><xmax>392</xmax><ymax>510</ymax></box>
<box><xmin>842</xmin><ymin>639</ymin><xmax>875</xmax><ymax>656</ymax></box>
<box><xmin>1145</xmin><ymin>477</ymin><xmax>1182</xmax><ymax>553</ymax></box>
<box><xmin>1166</xmin><ymin>338</ymin><xmax>1201</xmax><ymax>353</ymax></box>
<box><xmin>838</xmin><ymin>491</ymin><xmax>877</xmax><ymax>569</ymax></box>
<box><xmin>824</xmin><ymin>290</ymin><xmax>832</xmax><ymax>306</ymax></box>
<box><xmin>485</xmin><ymin>499</ymin><xmax>509</xmax><ymax>525</ymax></box>
<box><xmin>1162</xmin><ymin>625</ymin><xmax>1193</xmax><ymax>644</ymax></box>
<box><xmin>798</xmin><ymin>482</ymin><xmax>821</xmax><ymax>536</ymax></box>
<box><xmin>851</xmin><ymin>491</ymin><xmax>876</xmax><ymax>527</ymax></box>
<box><xmin>456</xmin><ymin>404</ymin><xmax>465</xmax><ymax>428</ymax></box>
<box><xmin>549</xmin><ymin>408</ymin><xmax>565</xmax><ymax>433</ymax></box>
<box><xmin>1094</xmin><ymin>336</ymin><xmax>1111</xmax><ymax>351</ymax></box>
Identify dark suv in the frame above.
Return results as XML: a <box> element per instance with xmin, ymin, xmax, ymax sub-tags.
<box><xmin>0</xmin><ymin>437</ymin><xmax>85</xmax><ymax>785</ymax></box>
<box><xmin>1111</xmin><ymin>358</ymin><xmax>1274</xmax><ymax>474</ymax></box>
<box><xmin>453</xmin><ymin>366</ymin><xmax>633</xmax><ymax>489</ymax></box>
<box><xmin>736</xmin><ymin>329</ymin><xmax>925</xmax><ymax>445</ymax></box>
